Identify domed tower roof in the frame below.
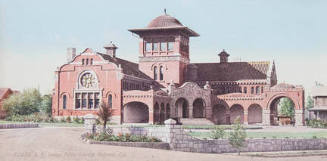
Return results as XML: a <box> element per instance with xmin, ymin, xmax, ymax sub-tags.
<box><xmin>129</xmin><ymin>12</ymin><xmax>199</xmax><ymax>37</ymax></box>
<box><xmin>147</xmin><ymin>14</ymin><xmax>184</xmax><ymax>28</ymax></box>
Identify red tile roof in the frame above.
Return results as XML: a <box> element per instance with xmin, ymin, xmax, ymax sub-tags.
<box><xmin>98</xmin><ymin>53</ymin><xmax>153</xmax><ymax>81</ymax></box>
<box><xmin>186</xmin><ymin>61</ymin><xmax>270</xmax><ymax>81</ymax></box>
<box><xmin>147</xmin><ymin>14</ymin><xmax>184</xmax><ymax>28</ymax></box>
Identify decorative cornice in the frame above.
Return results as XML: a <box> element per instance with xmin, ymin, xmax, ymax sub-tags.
<box><xmin>139</xmin><ymin>55</ymin><xmax>189</xmax><ymax>64</ymax></box>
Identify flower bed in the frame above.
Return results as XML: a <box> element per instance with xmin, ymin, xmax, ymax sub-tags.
<box><xmin>81</xmin><ymin>132</ymin><xmax>169</xmax><ymax>150</ymax></box>
<box><xmin>85</xmin><ymin>132</ymin><xmax>161</xmax><ymax>142</ymax></box>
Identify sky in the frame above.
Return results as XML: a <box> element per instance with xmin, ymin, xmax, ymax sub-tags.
<box><xmin>0</xmin><ymin>0</ymin><xmax>326</xmax><ymax>95</ymax></box>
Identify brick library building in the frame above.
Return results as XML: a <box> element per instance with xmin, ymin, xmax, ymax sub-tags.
<box><xmin>52</xmin><ymin>13</ymin><xmax>305</xmax><ymax>126</ymax></box>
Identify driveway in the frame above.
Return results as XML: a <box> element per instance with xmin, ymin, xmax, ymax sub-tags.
<box><xmin>0</xmin><ymin>127</ymin><xmax>327</xmax><ymax>161</ymax></box>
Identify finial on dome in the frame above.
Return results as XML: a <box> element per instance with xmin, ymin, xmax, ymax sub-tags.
<box><xmin>164</xmin><ymin>8</ymin><xmax>167</xmax><ymax>15</ymax></box>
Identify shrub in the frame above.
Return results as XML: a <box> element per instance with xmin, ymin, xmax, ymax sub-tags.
<box><xmin>86</xmin><ymin>132</ymin><xmax>161</xmax><ymax>142</ymax></box>
<box><xmin>3</xmin><ymin>89</ymin><xmax>41</xmax><ymax>116</ymax></box>
<box><xmin>66</xmin><ymin>116</ymin><xmax>71</xmax><ymax>123</ymax></box>
<box><xmin>73</xmin><ymin>117</ymin><xmax>80</xmax><ymax>123</ymax></box>
<box><xmin>80</xmin><ymin>118</ymin><xmax>85</xmax><ymax>124</ymax></box>
<box><xmin>5</xmin><ymin>113</ymin><xmax>50</xmax><ymax>123</ymax></box>
<box><xmin>307</xmin><ymin>119</ymin><xmax>327</xmax><ymax>128</ymax></box>
<box><xmin>97</xmin><ymin>102</ymin><xmax>112</xmax><ymax>133</ymax></box>
<box><xmin>210</xmin><ymin>126</ymin><xmax>226</xmax><ymax>139</ymax></box>
<box><xmin>228</xmin><ymin>117</ymin><xmax>247</xmax><ymax>155</ymax></box>
<box><xmin>60</xmin><ymin>117</ymin><xmax>66</xmax><ymax>123</ymax></box>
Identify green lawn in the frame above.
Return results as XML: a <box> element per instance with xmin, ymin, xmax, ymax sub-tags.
<box><xmin>189</xmin><ymin>131</ymin><xmax>327</xmax><ymax>139</ymax></box>
<box><xmin>182</xmin><ymin>125</ymin><xmax>262</xmax><ymax>130</ymax></box>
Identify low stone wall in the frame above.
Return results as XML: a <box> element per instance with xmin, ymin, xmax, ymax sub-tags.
<box><xmin>83</xmin><ymin>115</ymin><xmax>327</xmax><ymax>153</ymax></box>
<box><xmin>0</xmin><ymin>123</ymin><xmax>39</xmax><ymax>129</ymax></box>
<box><xmin>170</xmin><ymin>126</ymin><xmax>327</xmax><ymax>153</ymax></box>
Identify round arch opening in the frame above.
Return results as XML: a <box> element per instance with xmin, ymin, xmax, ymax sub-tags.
<box><xmin>269</xmin><ymin>96</ymin><xmax>295</xmax><ymax>126</ymax></box>
<box><xmin>248</xmin><ymin>104</ymin><xmax>262</xmax><ymax>124</ymax></box>
<box><xmin>154</xmin><ymin>103</ymin><xmax>160</xmax><ymax>124</ymax></box>
<box><xmin>175</xmin><ymin>98</ymin><xmax>189</xmax><ymax>118</ymax></box>
<box><xmin>192</xmin><ymin>98</ymin><xmax>205</xmax><ymax>118</ymax></box>
<box><xmin>123</xmin><ymin>102</ymin><xmax>149</xmax><ymax>123</ymax></box>
<box><xmin>230</xmin><ymin>104</ymin><xmax>244</xmax><ymax>124</ymax></box>
<box><xmin>212</xmin><ymin>104</ymin><xmax>229</xmax><ymax>125</ymax></box>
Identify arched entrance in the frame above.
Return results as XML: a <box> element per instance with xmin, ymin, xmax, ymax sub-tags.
<box><xmin>160</xmin><ymin>103</ymin><xmax>165</xmax><ymax>124</ymax></box>
<box><xmin>269</xmin><ymin>97</ymin><xmax>295</xmax><ymax>126</ymax></box>
<box><xmin>193</xmin><ymin>98</ymin><xmax>205</xmax><ymax>118</ymax></box>
<box><xmin>154</xmin><ymin>103</ymin><xmax>160</xmax><ymax>124</ymax></box>
<box><xmin>248</xmin><ymin>104</ymin><xmax>262</xmax><ymax>124</ymax></box>
<box><xmin>175</xmin><ymin>98</ymin><xmax>189</xmax><ymax>118</ymax></box>
<box><xmin>212</xmin><ymin>104</ymin><xmax>229</xmax><ymax>125</ymax></box>
<box><xmin>166</xmin><ymin>103</ymin><xmax>170</xmax><ymax>119</ymax></box>
<box><xmin>230</xmin><ymin>104</ymin><xmax>244</xmax><ymax>124</ymax></box>
<box><xmin>123</xmin><ymin>102</ymin><xmax>149</xmax><ymax>123</ymax></box>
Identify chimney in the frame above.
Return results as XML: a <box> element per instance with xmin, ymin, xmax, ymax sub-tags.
<box><xmin>104</xmin><ymin>41</ymin><xmax>118</xmax><ymax>57</ymax></box>
<box><xmin>218</xmin><ymin>49</ymin><xmax>229</xmax><ymax>63</ymax></box>
<box><xmin>67</xmin><ymin>48</ymin><xmax>76</xmax><ymax>62</ymax></box>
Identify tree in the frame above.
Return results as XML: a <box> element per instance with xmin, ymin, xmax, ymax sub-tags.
<box><xmin>97</xmin><ymin>101</ymin><xmax>112</xmax><ymax>133</ymax></box>
<box><xmin>40</xmin><ymin>94</ymin><xmax>52</xmax><ymax>116</ymax></box>
<box><xmin>278</xmin><ymin>98</ymin><xmax>295</xmax><ymax>117</ymax></box>
<box><xmin>228</xmin><ymin>117</ymin><xmax>247</xmax><ymax>155</ymax></box>
<box><xmin>3</xmin><ymin>88</ymin><xmax>41</xmax><ymax>116</ymax></box>
<box><xmin>306</xmin><ymin>96</ymin><xmax>314</xmax><ymax>109</ymax></box>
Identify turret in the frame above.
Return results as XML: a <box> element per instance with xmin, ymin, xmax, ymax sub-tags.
<box><xmin>104</xmin><ymin>41</ymin><xmax>118</xmax><ymax>57</ymax></box>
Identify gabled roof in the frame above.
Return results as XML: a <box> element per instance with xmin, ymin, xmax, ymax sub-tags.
<box><xmin>312</xmin><ymin>85</ymin><xmax>327</xmax><ymax>97</ymax></box>
<box><xmin>0</xmin><ymin>88</ymin><xmax>12</xmax><ymax>100</ymax></box>
<box><xmin>97</xmin><ymin>53</ymin><xmax>153</xmax><ymax>81</ymax></box>
<box><xmin>186</xmin><ymin>61</ymin><xmax>270</xmax><ymax>81</ymax></box>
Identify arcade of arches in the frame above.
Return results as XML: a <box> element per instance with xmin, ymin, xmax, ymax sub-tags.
<box><xmin>175</xmin><ymin>97</ymin><xmax>206</xmax><ymax>119</ymax></box>
<box><xmin>121</xmin><ymin>84</ymin><xmax>304</xmax><ymax>126</ymax></box>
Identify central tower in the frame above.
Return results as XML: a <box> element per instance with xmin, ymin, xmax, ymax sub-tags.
<box><xmin>129</xmin><ymin>13</ymin><xmax>199</xmax><ymax>86</ymax></box>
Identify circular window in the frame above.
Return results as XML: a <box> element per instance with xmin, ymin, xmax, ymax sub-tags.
<box><xmin>80</xmin><ymin>73</ymin><xmax>96</xmax><ymax>88</ymax></box>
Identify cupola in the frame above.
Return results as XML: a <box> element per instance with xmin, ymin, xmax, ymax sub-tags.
<box><xmin>218</xmin><ymin>49</ymin><xmax>230</xmax><ymax>63</ymax></box>
<box><xmin>104</xmin><ymin>41</ymin><xmax>118</xmax><ymax>57</ymax></box>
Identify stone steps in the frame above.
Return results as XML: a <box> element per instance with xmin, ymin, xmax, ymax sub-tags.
<box><xmin>180</xmin><ymin>118</ymin><xmax>215</xmax><ymax>125</ymax></box>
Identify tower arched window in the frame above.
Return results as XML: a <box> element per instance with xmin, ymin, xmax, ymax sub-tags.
<box><xmin>256</xmin><ymin>86</ymin><xmax>260</xmax><ymax>94</ymax></box>
<box><xmin>63</xmin><ymin>95</ymin><xmax>67</xmax><ymax>109</ymax></box>
<box><xmin>154</xmin><ymin>66</ymin><xmax>158</xmax><ymax>80</ymax></box>
<box><xmin>159</xmin><ymin>66</ymin><xmax>164</xmax><ymax>80</ymax></box>
<box><xmin>243</xmin><ymin>87</ymin><xmax>247</xmax><ymax>93</ymax></box>
<box><xmin>108</xmin><ymin>94</ymin><xmax>112</xmax><ymax>108</ymax></box>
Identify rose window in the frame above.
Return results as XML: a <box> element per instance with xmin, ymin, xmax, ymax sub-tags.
<box><xmin>80</xmin><ymin>73</ymin><xmax>96</xmax><ymax>88</ymax></box>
